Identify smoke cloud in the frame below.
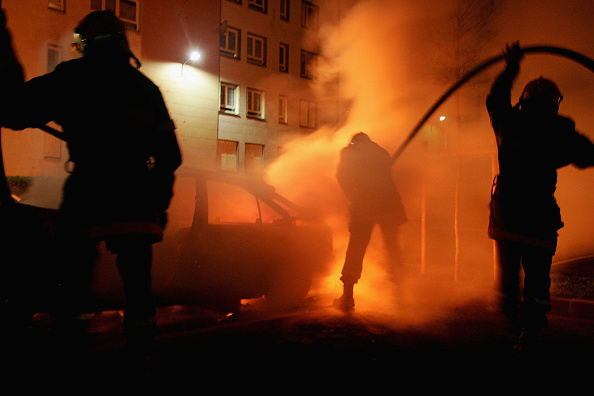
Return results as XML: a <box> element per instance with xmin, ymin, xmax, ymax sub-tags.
<box><xmin>265</xmin><ymin>0</ymin><xmax>594</xmax><ymax>320</ymax></box>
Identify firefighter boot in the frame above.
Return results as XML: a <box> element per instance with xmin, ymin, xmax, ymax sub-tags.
<box><xmin>333</xmin><ymin>282</ymin><xmax>355</xmax><ymax>312</ymax></box>
<box><xmin>513</xmin><ymin>327</ymin><xmax>540</xmax><ymax>353</ymax></box>
<box><xmin>513</xmin><ymin>301</ymin><xmax>549</xmax><ymax>353</ymax></box>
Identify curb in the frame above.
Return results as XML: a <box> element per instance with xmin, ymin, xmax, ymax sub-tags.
<box><xmin>550</xmin><ymin>297</ymin><xmax>594</xmax><ymax>321</ymax></box>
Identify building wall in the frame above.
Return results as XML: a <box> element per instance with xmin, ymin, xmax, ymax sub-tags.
<box><xmin>0</xmin><ymin>0</ymin><xmax>341</xmax><ymax>178</ymax></box>
<box><xmin>1</xmin><ymin>0</ymin><xmax>95</xmax><ymax>177</ymax></box>
<box><xmin>141</xmin><ymin>0</ymin><xmax>221</xmax><ymax>170</ymax></box>
<box><xmin>219</xmin><ymin>0</ymin><xmax>341</xmax><ymax>172</ymax></box>
<box><xmin>0</xmin><ymin>0</ymin><xmax>220</xmax><ymax>177</ymax></box>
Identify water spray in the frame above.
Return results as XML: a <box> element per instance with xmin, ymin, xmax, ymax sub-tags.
<box><xmin>390</xmin><ymin>45</ymin><xmax>594</xmax><ymax>163</ymax></box>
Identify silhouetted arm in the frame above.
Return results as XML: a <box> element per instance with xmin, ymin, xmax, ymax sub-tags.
<box><xmin>486</xmin><ymin>43</ymin><xmax>523</xmax><ymax>128</ymax></box>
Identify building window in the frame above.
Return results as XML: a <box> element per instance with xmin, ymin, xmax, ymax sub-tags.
<box><xmin>280</xmin><ymin>0</ymin><xmax>290</xmax><ymax>21</ymax></box>
<box><xmin>279</xmin><ymin>43</ymin><xmax>289</xmax><ymax>72</ymax></box>
<box><xmin>278</xmin><ymin>95</ymin><xmax>288</xmax><ymax>124</ymax></box>
<box><xmin>91</xmin><ymin>0</ymin><xmax>140</xmax><ymax>30</ymax></box>
<box><xmin>248</xmin><ymin>0</ymin><xmax>267</xmax><ymax>13</ymax></box>
<box><xmin>301</xmin><ymin>1</ymin><xmax>319</xmax><ymax>31</ymax></box>
<box><xmin>226</xmin><ymin>0</ymin><xmax>242</xmax><ymax>4</ymax></box>
<box><xmin>247</xmin><ymin>88</ymin><xmax>265</xmax><ymax>119</ymax></box>
<box><xmin>300</xmin><ymin>49</ymin><xmax>317</xmax><ymax>79</ymax></box>
<box><xmin>217</xmin><ymin>140</ymin><xmax>238</xmax><ymax>171</ymax></box>
<box><xmin>245</xmin><ymin>143</ymin><xmax>265</xmax><ymax>173</ymax></box>
<box><xmin>220</xmin><ymin>82</ymin><xmax>239</xmax><ymax>115</ymax></box>
<box><xmin>299</xmin><ymin>99</ymin><xmax>316</xmax><ymax>129</ymax></box>
<box><xmin>48</xmin><ymin>0</ymin><xmax>65</xmax><ymax>11</ymax></box>
<box><xmin>220</xmin><ymin>26</ymin><xmax>241</xmax><ymax>59</ymax></box>
<box><xmin>47</xmin><ymin>44</ymin><xmax>60</xmax><ymax>72</ymax></box>
<box><xmin>247</xmin><ymin>33</ymin><xmax>266</xmax><ymax>66</ymax></box>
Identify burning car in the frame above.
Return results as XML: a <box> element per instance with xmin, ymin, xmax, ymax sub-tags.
<box><xmin>1</xmin><ymin>166</ymin><xmax>334</xmax><ymax>317</ymax></box>
<box><xmin>150</xmin><ymin>167</ymin><xmax>334</xmax><ymax>311</ymax></box>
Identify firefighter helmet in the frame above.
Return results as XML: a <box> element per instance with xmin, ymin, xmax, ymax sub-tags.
<box><xmin>73</xmin><ymin>10</ymin><xmax>125</xmax><ymax>53</ymax></box>
<box><xmin>520</xmin><ymin>77</ymin><xmax>563</xmax><ymax>106</ymax></box>
<box><xmin>72</xmin><ymin>10</ymin><xmax>140</xmax><ymax>67</ymax></box>
<box><xmin>350</xmin><ymin>132</ymin><xmax>371</xmax><ymax>145</ymax></box>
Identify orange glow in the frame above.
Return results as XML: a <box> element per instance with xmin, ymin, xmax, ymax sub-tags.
<box><xmin>264</xmin><ymin>2</ymin><xmax>446</xmax><ymax>318</ymax></box>
<box><xmin>265</xmin><ymin>0</ymin><xmax>594</xmax><ymax>324</ymax></box>
<box><xmin>9</xmin><ymin>0</ymin><xmax>594</xmax><ymax>323</ymax></box>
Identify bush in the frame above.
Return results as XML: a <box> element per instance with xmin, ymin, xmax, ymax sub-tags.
<box><xmin>6</xmin><ymin>176</ymin><xmax>32</xmax><ymax>197</ymax></box>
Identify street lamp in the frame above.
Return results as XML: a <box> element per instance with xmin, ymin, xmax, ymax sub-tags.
<box><xmin>181</xmin><ymin>50</ymin><xmax>201</xmax><ymax>77</ymax></box>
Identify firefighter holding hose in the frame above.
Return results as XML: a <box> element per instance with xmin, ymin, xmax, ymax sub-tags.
<box><xmin>487</xmin><ymin>42</ymin><xmax>594</xmax><ymax>351</ymax></box>
<box><xmin>0</xmin><ymin>9</ymin><xmax>181</xmax><ymax>357</ymax></box>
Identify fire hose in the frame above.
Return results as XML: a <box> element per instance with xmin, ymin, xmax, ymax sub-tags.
<box><xmin>390</xmin><ymin>45</ymin><xmax>594</xmax><ymax>163</ymax></box>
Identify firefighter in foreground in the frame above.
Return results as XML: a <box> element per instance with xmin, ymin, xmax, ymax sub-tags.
<box><xmin>0</xmin><ymin>11</ymin><xmax>181</xmax><ymax>353</ymax></box>
<box><xmin>487</xmin><ymin>43</ymin><xmax>594</xmax><ymax>351</ymax></box>
<box><xmin>334</xmin><ymin>132</ymin><xmax>406</xmax><ymax>312</ymax></box>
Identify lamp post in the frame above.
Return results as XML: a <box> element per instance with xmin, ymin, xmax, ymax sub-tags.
<box><xmin>181</xmin><ymin>50</ymin><xmax>201</xmax><ymax>78</ymax></box>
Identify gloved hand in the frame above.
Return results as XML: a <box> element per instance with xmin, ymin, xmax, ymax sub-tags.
<box><xmin>503</xmin><ymin>42</ymin><xmax>523</xmax><ymax>67</ymax></box>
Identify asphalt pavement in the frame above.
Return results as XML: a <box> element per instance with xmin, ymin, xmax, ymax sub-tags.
<box><xmin>3</xmin><ymin>288</ymin><xmax>593</xmax><ymax>390</ymax></box>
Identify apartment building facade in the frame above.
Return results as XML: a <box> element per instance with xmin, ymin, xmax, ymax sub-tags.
<box><xmin>1</xmin><ymin>0</ymin><xmax>342</xmax><ymax>178</ymax></box>
<box><xmin>218</xmin><ymin>0</ymin><xmax>342</xmax><ymax>173</ymax></box>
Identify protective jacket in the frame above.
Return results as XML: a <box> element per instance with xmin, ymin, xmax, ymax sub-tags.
<box><xmin>486</xmin><ymin>66</ymin><xmax>594</xmax><ymax>252</ymax></box>
<box><xmin>336</xmin><ymin>137</ymin><xmax>406</xmax><ymax>225</ymax></box>
<box><xmin>1</xmin><ymin>39</ymin><xmax>181</xmax><ymax>245</ymax></box>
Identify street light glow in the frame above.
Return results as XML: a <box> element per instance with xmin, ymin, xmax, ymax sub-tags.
<box><xmin>181</xmin><ymin>50</ymin><xmax>201</xmax><ymax>78</ymax></box>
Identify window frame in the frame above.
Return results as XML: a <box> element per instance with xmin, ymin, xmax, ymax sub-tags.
<box><xmin>278</xmin><ymin>95</ymin><xmax>288</xmax><ymax>124</ymax></box>
<box><xmin>245</xmin><ymin>143</ymin><xmax>265</xmax><ymax>173</ymax></box>
<box><xmin>91</xmin><ymin>0</ymin><xmax>140</xmax><ymax>31</ymax></box>
<box><xmin>300</xmin><ymin>49</ymin><xmax>317</xmax><ymax>79</ymax></box>
<box><xmin>280</xmin><ymin>0</ymin><xmax>290</xmax><ymax>21</ymax></box>
<box><xmin>217</xmin><ymin>139</ymin><xmax>239</xmax><ymax>171</ymax></box>
<box><xmin>220</xmin><ymin>26</ymin><xmax>241</xmax><ymax>60</ymax></box>
<box><xmin>220</xmin><ymin>82</ymin><xmax>240</xmax><ymax>115</ymax></box>
<box><xmin>299</xmin><ymin>99</ymin><xmax>316</xmax><ymax>129</ymax></box>
<box><xmin>44</xmin><ymin>132</ymin><xmax>62</xmax><ymax>160</ymax></box>
<box><xmin>279</xmin><ymin>42</ymin><xmax>289</xmax><ymax>72</ymax></box>
<box><xmin>248</xmin><ymin>0</ymin><xmax>268</xmax><ymax>13</ymax></box>
<box><xmin>301</xmin><ymin>1</ymin><xmax>319</xmax><ymax>31</ymax></box>
<box><xmin>47</xmin><ymin>43</ymin><xmax>61</xmax><ymax>72</ymax></box>
<box><xmin>247</xmin><ymin>87</ymin><xmax>265</xmax><ymax>120</ymax></box>
<box><xmin>48</xmin><ymin>0</ymin><xmax>65</xmax><ymax>12</ymax></box>
<box><xmin>247</xmin><ymin>33</ymin><xmax>267</xmax><ymax>67</ymax></box>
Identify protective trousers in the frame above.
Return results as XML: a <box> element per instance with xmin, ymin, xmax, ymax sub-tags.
<box><xmin>57</xmin><ymin>236</ymin><xmax>157</xmax><ymax>344</ymax></box>
<box><xmin>115</xmin><ymin>239</ymin><xmax>157</xmax><ymax>342</ymax></box>
<box><xmin>340</xmin><ymin>219</ymin><xmax>401</xmax><ymax>285</ymax></box>
<box><xmin>495</xmin><ymin>239</ymin><xmax>553</xmax><ymax>330</ymax></box>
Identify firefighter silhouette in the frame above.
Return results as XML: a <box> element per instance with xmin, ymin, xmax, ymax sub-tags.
<box><xmin>0</xmin><ymin>10</ymin><xmax>181</xmax><ymax>353</ymax></box>
<box><xmin>334</xmin><ymin>132</ymin><xmax>406</xmax><ymax>312</ymax></box>
<box><xmin>487</xmin><ymin>43</ymin><xmax>594</xmax><ymax>351</ymax></box>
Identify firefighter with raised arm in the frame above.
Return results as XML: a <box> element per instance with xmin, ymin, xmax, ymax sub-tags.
<box><xmin>0</xmin><ymin>10</ymin><xmax>182</xmax><ymax>356</ymax></box>
<box><xmin>487</xmin><ymin>42</ymin><xmax>594</xmax><ymax>351</ymax></box>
